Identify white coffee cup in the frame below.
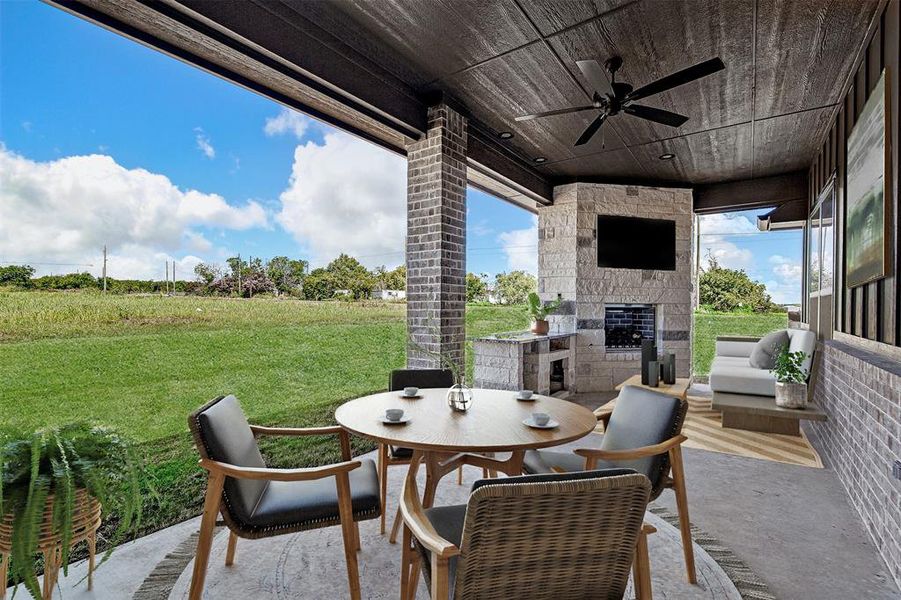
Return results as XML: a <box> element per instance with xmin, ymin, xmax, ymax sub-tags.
<box><xmin>385</xmin><ymin>408</ymin><xmax>404</xmax><ymax>422</ymax></box>
<box><xmin>532</xmin><ymin>412</ymin><xmax>550</xmax><ymax>426</ymax></box>
<box><xmin>403</xmin><ymin>387</ymin><xmax>419</xmax><ymax>397</ymax></box>
<box><xmin>517</xmin><ymin>389</ymin><xmax>534</xmax><ymax>400</ymax></box>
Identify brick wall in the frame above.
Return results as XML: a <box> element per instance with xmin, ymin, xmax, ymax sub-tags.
<box><xmin>807</xmin><ymin>340</ymin><xmax>901</xmax><ymax>588</ymax></box>
<box><xmin>405</xmin><ymin>104</ymin><xmax>468</xmax><ymax>370</ymax></box>
<box><xmin>538</xmin><ymin>183</ymin><xmax>695</xmax><ymax>392</ymax></box>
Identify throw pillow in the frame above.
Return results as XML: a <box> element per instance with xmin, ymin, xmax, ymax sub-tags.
<box><xmin>749</xmin><ymin>330</ymin><xmax>789</xmax><ymax>370</ymax></box>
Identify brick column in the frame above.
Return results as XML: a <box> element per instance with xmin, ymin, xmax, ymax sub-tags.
<box><xmin>406</xmin><ymin>104</ymin><xmax>467</xmax><ymax>371</ymax></box>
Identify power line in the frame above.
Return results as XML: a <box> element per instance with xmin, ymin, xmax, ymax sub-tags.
<box><xmin>0</xmin><ymin>261</ymin><xmax>95</xmax><ymax>267</ymax></box>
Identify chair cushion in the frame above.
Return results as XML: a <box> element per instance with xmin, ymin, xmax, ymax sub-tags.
<box><xmin>599</xmin><ymin>386</ymin><xmax>683</xmax><ymax>491</ymax></box>
<box><xmin>709</xmin><ymin>359</ymin><xmax>777</xmax><ymax>396</ymax></box>
<box><xmin>389</xmin><ymin>369</ymin><xmax>454</xmax><ymax>391</ymax></box>
<box><xmin>245</xmin><ymin>459</ymin><xmax>380</xmax><ymax>530</ymax></box>
<box><xmin>194</xmin><ymin>395</ymin><xmax>267</xmax><ymax>524</ymax></box>
<box><xmin>749</xmin><ymin>330</ymin><xmax>789</xmax><ymax>369</ymax></box>
<box><xmin>389</xmin><ymin>445</ymin><xmax>414</xmax><ymax>459</ymax></box>
<box><xmin>522</xmin><ymin>448</ymin><xmax>590</xmax><ymax>474</ymax></box>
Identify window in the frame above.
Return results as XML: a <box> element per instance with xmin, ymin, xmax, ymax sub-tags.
<box><xmin>808</xmin><ymin>181</ymin><xmax>835</xmax><ymax>338</ymax></box>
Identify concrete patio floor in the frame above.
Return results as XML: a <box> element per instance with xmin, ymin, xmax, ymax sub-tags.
<box><xmin>8</xmin><ymin>386</ymin><xmax>900</xmax><ymax>599</ymax></box>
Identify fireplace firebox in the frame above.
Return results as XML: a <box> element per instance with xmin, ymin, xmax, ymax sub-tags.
<box><xmin>604</xmin><ymin>304</ymin><xmax>656</xmax><ymax>352</ymax></box>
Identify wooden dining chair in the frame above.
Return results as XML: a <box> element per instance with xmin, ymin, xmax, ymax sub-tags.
<box><xmin>187</xmin><ymin>395</ymin><xmax>381</xmax><ymax>600</ymax></box>
<box><xmin>399</xmin><ymin>456</ymin><xmax>655</xmax><ymax>600</ymax></box>
<box><xmin>521</xmin><ymin>384</ymin><xmax>696</xmax><ymax>584</ymax></box>
<box><xmin>380</xmin><ymin>369</ymin><xmax>457</xmax><ymax>541</ymax></box>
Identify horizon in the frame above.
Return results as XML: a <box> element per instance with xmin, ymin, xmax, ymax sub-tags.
<box><xmin>0</xmin><ymin>1</ymin><xmax>802</xmax><ymax>304</ymax></box>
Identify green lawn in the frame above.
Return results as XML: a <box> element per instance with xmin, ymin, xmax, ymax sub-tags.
<box><xmin>692</xmin><ymin>310</ymin><xmax>789</xmax><ymax>375</ymax></box>
<box><xmin>0</xmin><ymin>291</ymin><xmax>529</xmax><ymax>537</ymax></box>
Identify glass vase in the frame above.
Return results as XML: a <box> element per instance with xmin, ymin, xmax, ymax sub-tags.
<box><xmin>446</xmin><ymin>383</ymin><xmax>473</xmax><ymax>412</ymax></box>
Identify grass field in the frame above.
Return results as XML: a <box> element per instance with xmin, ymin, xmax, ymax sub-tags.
<box><xmin>0</xmin><ymin>290</ymin><xmax>529</xmax><ymax>537</ymax></box>
<box><xmin>693</xmin><ymin>311</ymin><xmax>788</xmax><ymax>375</ymax></box>
<box><xmin>1</xmin><ymin>290</ymin><xmax>784</xmax><ymax>539</ymax></box>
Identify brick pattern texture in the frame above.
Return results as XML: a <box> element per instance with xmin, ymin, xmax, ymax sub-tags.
<box><xmin>405</xmin><ymin>104</ymin><xmax>467</xmax><ymax>371</ymax></box>
<box><xmin>807</xmin><ymin>341</ymin><xmax>901</xmax><ymax>588</ymax></box>
<box><xmin>537</xmin><ymin>183</ymin><xmax>695</xmax><ymax>392</ymax></box>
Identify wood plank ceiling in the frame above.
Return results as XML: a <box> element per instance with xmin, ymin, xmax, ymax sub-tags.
<box><xmin>284</xmin><ymin>0</ymin><xmax>878</xmax><ymax>187</ymax></box>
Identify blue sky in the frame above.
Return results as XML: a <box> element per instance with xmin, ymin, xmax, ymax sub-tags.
<box><xmin>0</xmin><ymin>1</ymin><xmax>801</xmax><ymax>303</ymax></box>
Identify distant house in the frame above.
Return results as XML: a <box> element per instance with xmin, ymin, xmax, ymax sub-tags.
<box><xmin>374</xmin><ymin>288</ymin><xmax>405</xmax><ymax>301</ymax></box>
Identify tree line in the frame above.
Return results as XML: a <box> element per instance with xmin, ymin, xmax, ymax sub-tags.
<box><xmin>0</xmin><ymin>258</ymin><xmax>538</xmax><ymax>304</ymax></box>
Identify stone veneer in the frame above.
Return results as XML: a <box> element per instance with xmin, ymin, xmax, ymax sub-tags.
<box><xmin>806</xmin><ymin>340</ymin><xmax>901</xmax><ymax>587</ymax></box>
<box><xmin>405</xmin><ymin>104</ymin><xmax>467</xmax><ymax>370</ymax></box>
<box><xmin>538</xmin><ymin>183</ymin><xmax>695</xmax><ymax>392</ymax></box>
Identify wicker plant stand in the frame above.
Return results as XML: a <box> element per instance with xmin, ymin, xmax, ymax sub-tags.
<box><xmin>0</xmin><ymin>489</ymin><xmax>101</xmax><ymax>600</ymax></box>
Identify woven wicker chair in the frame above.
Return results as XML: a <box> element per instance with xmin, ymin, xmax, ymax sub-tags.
<box><xmin>381</xmin><ymin>369</ymin><xmax>470</xmax><ymax>542</ymax></box>
<box><xmin>399</xmin><ymin>455</ymin><xmax>655</xmax><ymax>600</ymax></box>
<box><xmin>187</xmin><ymin>395</ymin><xmax>381</xmax><ymax>600</ymax></box>
<box><xmin>522</xmin><ymin>384</ymin><xmax>696</xmax><ymax>583</ymax></box>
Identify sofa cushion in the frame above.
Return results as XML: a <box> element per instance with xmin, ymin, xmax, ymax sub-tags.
<box><xmin>749</xmin><ymin>330</ymin><xmax>790</xmax><ymax>369</ymax></box>
<box><xmin>709</xmin><ymin>360</ymin><xmax>777</xmax><ymax>396</ymax></box>
<box><xmin>787</xmin><ymin>329</ymin><xmax>817</xmax><ymax>376</ymax></box>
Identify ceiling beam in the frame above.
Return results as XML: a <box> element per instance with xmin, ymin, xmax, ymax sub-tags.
<box><xmin>693</xmin><ymin>170</ymin><xmax>808</xmax><ymax>214</ymax></box>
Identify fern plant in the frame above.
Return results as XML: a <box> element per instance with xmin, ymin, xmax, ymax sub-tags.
<box><xmin>1</xmin><ymin>424</ymin><xmax>145</xmax><ymax>598</ymax></box>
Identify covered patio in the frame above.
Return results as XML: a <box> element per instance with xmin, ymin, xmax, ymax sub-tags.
<box><xmin>14</xmin><ymin>0</ymin><xmax>901</xmax><ymax>598</ymax></box>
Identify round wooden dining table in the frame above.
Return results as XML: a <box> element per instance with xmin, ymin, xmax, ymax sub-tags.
<box><xmin>335</xmin><ymin>388</ymin><xmax>598</xmax><ymax>510</ymax></box>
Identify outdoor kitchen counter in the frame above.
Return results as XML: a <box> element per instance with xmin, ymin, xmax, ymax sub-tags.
<box><xmin>472</xmin><ymin>331</ymin><xmax>576</xmax><ymax>395</ymax></box>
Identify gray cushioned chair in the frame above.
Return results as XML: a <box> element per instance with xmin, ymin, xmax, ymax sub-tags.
<box><xmin>380</xmin><ymin>369</ymin><xmax>456</xmax><ymax>539</ymax></box>
<box><xmin>399</xmin><ymin>461</ymin><xmax>656</xmax><ymax>600</ymax></box>
<box><xmin>187</xmin><ymin>395</ymin><xmax>380</xmax><ymax>600</ymax></box>
<box><xmin>521</xmin><ymin>384</ymin><xmax>696</xmax><ymax>584</ymax></box>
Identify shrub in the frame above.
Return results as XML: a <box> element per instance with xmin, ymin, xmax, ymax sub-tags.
<box><xmin>699</xmin><ymin>257</ymin><xmax>780</xmax><ymax>313</ymax></box>
<box><xmin>0</xmin><ymin>265</ymin><xmax>35</xmax><ymax>287</ymax></box>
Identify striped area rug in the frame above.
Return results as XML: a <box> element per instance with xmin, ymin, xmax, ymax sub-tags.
<box><xmin>599</xmin><ymin>394</ymin><xmax>823</xmax><ymax>469</ymax></box>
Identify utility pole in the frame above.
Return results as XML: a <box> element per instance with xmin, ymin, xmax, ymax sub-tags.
<box><xmin>165</xmin><ymin>261</ymin><xmax>169</xmax><ymax>295</ymax></box>
<box><xmin>102</xmin><ymin>245</ymin><xmax>108</xmax><ymax>293</ymax></box>
<box><xmin>172</xmin><ymin>262</ymin><xmax>176</xmax><ymax>294</ymax></box>
<box><xmin>237</xmin><ymin>253</ymin><xmax>242</xmax><ymax>297</ymax></box>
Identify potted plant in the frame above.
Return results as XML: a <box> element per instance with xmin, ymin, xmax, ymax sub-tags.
<box><xmin>1</xmin><ymin>424</ymin><xmax>145</xmax><ymax>598</ymax></box>
<box><xmin>527</xmin><ymin>292</ymin><xmax>561</xmax><ymax>336</ymax></box>
<box><xmin>773</xmin><ymin>344</ymin><xmax>810</xmax><ymax>409</ymax></box>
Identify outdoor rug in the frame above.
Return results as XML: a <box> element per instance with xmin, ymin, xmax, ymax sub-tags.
<box><xmin>598</xmin><ymin>392</ymin><xmax>823</xmax><ymax>469</ymax></box>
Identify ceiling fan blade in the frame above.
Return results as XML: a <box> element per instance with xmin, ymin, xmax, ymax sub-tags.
<box><xmin>626</xmin><ymin>57</ymin><xmax>725</xmax><ymax>102</ymax></box>
<box><xmin>576</xmin><ymin>59</ymin><xmax>615</xmax><ymax>97</ymax></box>
<box><xmin>575</xmin><ymin>113</ymin><xmax>608</xmax><ymax>146</ymax></box>
<box><xmin>515</xmin><ymin>105</ymin><xmax>596</xmax><ymax>122</ymax></box>
<box><xmin>624</xmin><ymin>104</ymin><xmax>689</xmax><ymax>127</ymax></box>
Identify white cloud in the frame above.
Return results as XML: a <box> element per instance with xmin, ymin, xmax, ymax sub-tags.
<box><xmin>497</xmin><ymin>215</ymin><xmax>538</xmax><ymax>274</ymax></box>
<box><xmin>770</xmin><ymin>254</ymin><xmax>802</xmax><ymax>284</ymax></box>
<box><xmin>0</xmin><ymin>148</ymin><xmax>266</xmax><ymax>278</ymax></box>
<box><xmin>276</xmin><ymin>131</ymin><xmax>406</xmax><ymax>267</ymax></box>
<box><xmin>194</xmin><ymin>127</ymin><xmax>215</xmax><ymax>159</ymax></box>
<box><xmin>21</xmin><ymin>121</ymin><xmax>32</xmax><ymax>133</ymax></box>
<box><xmin>264</xmin><ymin>108</ymin><xmax>312</xmax><ymax>139</ymax></box>
<box><xmin>698</xmin><ymin>212</ymin><xmax>755</xmax><ymax>270</ymax></box>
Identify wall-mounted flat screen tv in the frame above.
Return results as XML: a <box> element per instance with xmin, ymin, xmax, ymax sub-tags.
<box><xmin>596</xmin><ymin>215</ymin><xmax>676</xmax><ymax>270</ymax></box>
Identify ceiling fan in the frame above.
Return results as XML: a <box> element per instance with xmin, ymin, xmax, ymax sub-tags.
<box><xmin>516</xmin><ymin>56</ymin><xmax>726</xmax><ymax>147</ymax></box>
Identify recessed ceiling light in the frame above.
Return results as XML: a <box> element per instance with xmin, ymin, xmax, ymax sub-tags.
<box><xmin>659</xmin><ymin>153</ymin><xmax>675</xmax><ymax>160</ymax></box>
<box><xmin>534</xmin><ymin>157</ymin><xmax>547</xmax><ymax>164</ymax></box>
<box><xmin>499</xmin><ymin>131</ymin><xmax>514</xmax><ymax>139</ymax></box>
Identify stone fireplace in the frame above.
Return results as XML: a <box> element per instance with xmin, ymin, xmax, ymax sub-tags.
<box><xmin>537</xmin><ymin>183</ymin><xmax>695</xmax><ymax>392</ymax></box>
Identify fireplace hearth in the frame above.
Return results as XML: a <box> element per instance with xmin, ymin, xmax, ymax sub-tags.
<box><xmin>605</xmin><ymin>304</ymin><xmax>656</xmax><ymax>352</ymax></box>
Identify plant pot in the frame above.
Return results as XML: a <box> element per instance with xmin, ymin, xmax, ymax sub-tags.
<box><xmin>1</xmin><ymin>489</ymin><xmax>101</xmax><ymax>598</ymax></box>
<box><xmin>775</xmin><ymin>381</ymin><xmax>808</xmax><ymax>409</ymax></box>
<box><xmin>530</xmin><ymin>319</ymin><xmax>549</xmax><ymax>335</ymax></box>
